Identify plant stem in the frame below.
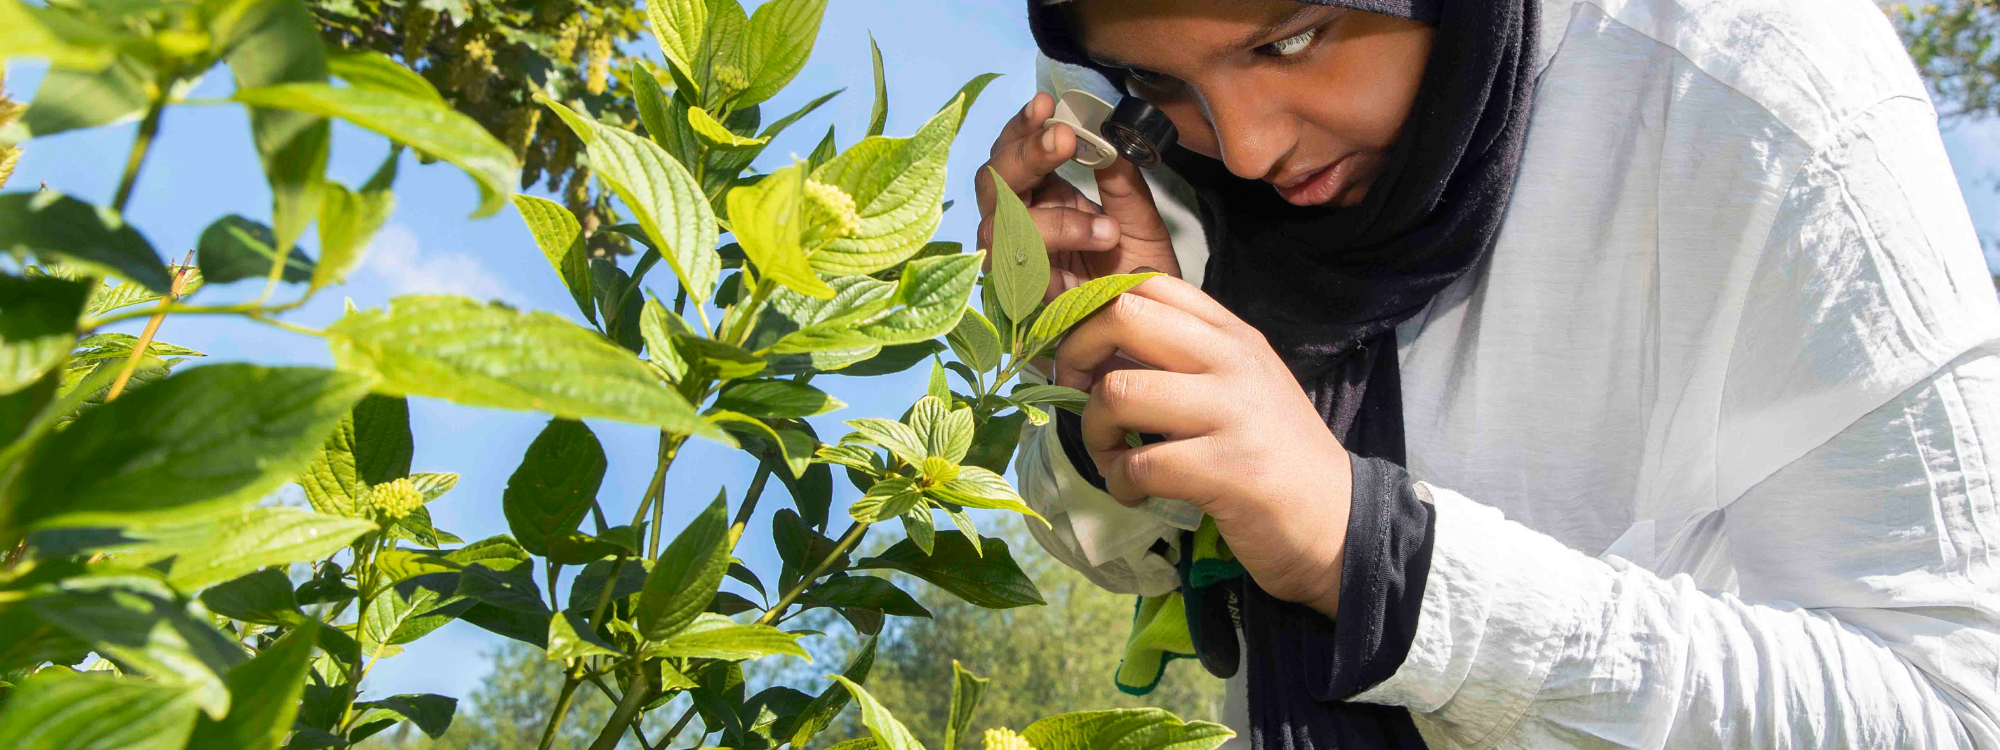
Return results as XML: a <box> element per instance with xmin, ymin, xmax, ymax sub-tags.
<box><xmin>728</xmin><ymin>463</ymin><xmax>772</xmax><ymax>540</ymax></box>
<box><xmin>756</xmin><ymin>521</ymin><xmax>867</xmax><ymax>625</ymax></box>
<box><xmin>643</xmin><ymin>433</ymin><xmax>689</xmax><ymax>557</ymax></box>
<box><xmin>585</xmin><ymin>677</ymin><xmax>659</xmax><ymax>750</ymax></box>
<box><xmin>86</xmin><ymin>298</ymin><xmax>311</xmax><ymax>330</ymax></box>
<box><xmin>537</xmin><ymin>675</ymin><xmax>583</xmax><ymax>750</ymax></box>
<box><xmin>103</xmin><ymin>257</ymin><xmax>194</xmax><ymax>403</ymax></box>
<box><xmin>661</xmin><ymin>705</ymin><xmax>700</xmax><ymax>747</ymax></box>
<box><xmin>585</xmin><ymin>665</ymin><xmax>653</xmax><ymax>750</ymax></box>
<box><xmin>111</xmin><ymin>98</ymin><xmax>166</xmax><ymax>214</ymax></box>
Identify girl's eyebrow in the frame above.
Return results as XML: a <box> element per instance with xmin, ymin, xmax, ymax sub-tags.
<box><xmin>1083</xmin><ymin>4</ymin><xmax>1322</xmax><ymax>70</ymax></box>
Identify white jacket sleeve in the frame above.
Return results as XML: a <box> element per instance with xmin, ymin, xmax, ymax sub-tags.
<box><xmin>1355</xmin><ymin>97</ymin><xmax>2000</xmax><ymax>749</ymax></box>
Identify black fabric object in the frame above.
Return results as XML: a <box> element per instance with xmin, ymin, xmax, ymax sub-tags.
<box><xmin>1031</xmin><ymin>1</ymin><xmax>1541</xmax><ymax>749</ymax></box>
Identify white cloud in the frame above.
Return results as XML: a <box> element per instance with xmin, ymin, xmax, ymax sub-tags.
<box><xmin>362</xmin><ymin>224</ymin><xmax>512</xmax><ymax>301</ymax></box>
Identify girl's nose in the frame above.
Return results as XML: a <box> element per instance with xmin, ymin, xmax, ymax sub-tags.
<box><xmin>1200</xmin><ymin>86</ymin><xmax>1291</xmax><ymax>182</ymax></box>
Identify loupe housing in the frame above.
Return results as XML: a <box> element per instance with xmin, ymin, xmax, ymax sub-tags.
<box><xmin>1046</xmin><ymin>89</ymin><xmax>1179</xmax><ymax>170</ymax></box>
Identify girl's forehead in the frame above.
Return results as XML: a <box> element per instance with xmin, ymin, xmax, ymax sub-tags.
<box><xmin>1073</xmin><ymin>0</ymin><xmax>1321</xmax><ymax>70</ymax></box>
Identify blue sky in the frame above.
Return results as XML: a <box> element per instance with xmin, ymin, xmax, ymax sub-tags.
<box><xmin>9</xmin><ymin>0</ymin><xmax>2000</xmax><ymax>706</ymax></box>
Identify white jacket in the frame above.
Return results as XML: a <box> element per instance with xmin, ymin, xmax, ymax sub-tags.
<box><xmin>1014</xmin><ymin>0</ymin><xmax>2000</xmax><ymax>747</ymax></box>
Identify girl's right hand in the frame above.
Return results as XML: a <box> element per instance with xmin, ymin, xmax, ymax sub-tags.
<box><xmin>975</xmin><ymin>92</ymin><xmax>1181</xmax><ymax>302</ymax></box>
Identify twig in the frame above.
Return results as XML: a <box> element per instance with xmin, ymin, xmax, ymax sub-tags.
<box><xmin>756</xmin><ymin>522</ymin><xmax>868</xmax><ymax>625</ymax></box>
<box><xmin>103</xmin><ymin>252</ymin><xmax>194</xmax><ymax>403</ymax></box>
<box><xmin>110</xmin><ymin>98</ymin><xmax>165</xmax><ymax>213</ymax></box>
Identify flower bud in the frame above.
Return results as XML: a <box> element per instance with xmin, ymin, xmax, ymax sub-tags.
<box><xmin>363</xmin><ymin>477</ymin><xmax>425</xmax><ymax>524</ymax></box>
<box><xmin>805</xmin><ymin>179</ymin><xmax>862</xmax><ymax>243</ymax></box>
<box><xmin>984</xmin><ymin>728</ymin><xmax>1034</xmax><ymax>750</ymax></box>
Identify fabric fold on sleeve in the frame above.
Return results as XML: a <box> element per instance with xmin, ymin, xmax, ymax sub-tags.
<box><xmin>1319</xmin><ymin>454</ymin><xmax>1436</xmax><ymax>701</ymax></box>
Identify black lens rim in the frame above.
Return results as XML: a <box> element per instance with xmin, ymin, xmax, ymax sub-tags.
<box><xmin>1101</xmin><ymin>97</ymin><xmax>1176</xmax><ymax>170</ymax></box>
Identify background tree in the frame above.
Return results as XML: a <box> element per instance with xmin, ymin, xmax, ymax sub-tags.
<box><xmin>307</xmin><ymin>0</ymin><xmax>648</xmax><ymax>255</ymax></box>
<box><xmin>1886</xmin><ymin>1</ymin><xmax>2000</xmax><ymax>122</ymax></box>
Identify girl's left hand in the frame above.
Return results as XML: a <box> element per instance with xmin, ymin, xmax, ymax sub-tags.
<box><xmin>1052</xmin><ymin>275</ymin><xmax>1355</xmax><ymax>617</ymax></box>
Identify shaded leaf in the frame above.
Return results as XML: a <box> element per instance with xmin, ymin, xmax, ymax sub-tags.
<box><xmin>502</xmin><ymin>419</ymin><xmax>607</xmax><ymax>558</ymax></box>
<box><xmin>0</xmin><ymin>272</ymin><xmax>89</xmax><ymax>396</ymax></box>
<box><xmin>716</xmin><ymin>378</ymin><xmax>844</xmax><ymax>418</ymax></box>
<box><xmin>0</xmin><ymin>672</ymin><xmax>199</xmax><ymax>750</ymax></box>
<box><xmin>986</xmin><ymin>165</ymin><xmax>1051</xmax><ymax>323</ymax></box>
<box><xmin>184</xmin><ymin>623</ymin><xmax>316</xmax><ymax>750</ymax></box>
<box><xmin>811</xmin><ymin>575</ymin><xmax>929</xmax><ymax>618</ymax></box>
<box><xmin>638</xmin><ymin>490</ymin><xmax>732</xmax><ymax>639</ymax></box>
<box><xmin>0</xmin><ymin>191</ymin><xmax>171</xmax><ymax>292</ymax></box>
<box><xmin>854</xmin><ymin>532</ymin><xmax>1043</xmax><ymax>609</ymax></box>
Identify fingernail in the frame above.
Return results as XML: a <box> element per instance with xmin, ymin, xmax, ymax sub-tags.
<box><xmin>1092</xmin><ymin>217</ymin><xmax>1117</xmax><ymax>242</ymax></box>
<box><xmin>1041</xmin><ymin>125</ymin><xmax>1058</xmax><ymax>152</ymax></box>
<box><xmin>1133</xmin><ymin>265</ymin><xmax>1158</xmax><ymax>274</ymax></box>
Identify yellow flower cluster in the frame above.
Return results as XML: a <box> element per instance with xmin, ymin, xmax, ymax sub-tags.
<box><xmin>448</xmin><ymin>33</ymin><xmax>499</xmax><ymax>104</ymax></box>
<box><xmin>585</xmin><ymin>32</ymin><xmax>614</xmax><ymax>95</ymax></box>
<box><xmin>363</xmin><ymin>477</ymin><xmax>425</xmax><ymax>524</ymax></box>
<box><xmin>984</xmin><ymin>728</ymin><xmax>1035</xmax><ymax>750</ymax></box>
<box><xmin>502</xmin><ymin>106</ymin><xmax>542</xmax><ymax>163</ymax></box>
<box><xmin>805</xmin><ymin>179</ymin><xmax>862</xmax><ymax>241</ymax></box>
<box><xmin>712</xmin><ymin>64</ymin><xmax>751</xmax><ymax>99</ymax></box>
<box><xmin>401</xmin><ymin>5</ymin><xmax>439</xmax><ymax>62</ymax></box>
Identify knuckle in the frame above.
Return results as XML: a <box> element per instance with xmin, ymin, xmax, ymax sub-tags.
<box><xmin>1122</xmin><ymin>449</ymin><xmax>1159</xmax><ymax>491</ymax></box>
<box><xmin>1099</xmin><ymin>370</ymin><xmax>1141</xmax><ymax>409</ymax></box>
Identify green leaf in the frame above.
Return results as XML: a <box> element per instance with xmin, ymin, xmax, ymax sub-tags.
<box><xmin>1021</xmin><ymin>709</ymin><xmax>1234</xmax><ymax>750</ymax></box>
<box><xmin>223</xmin><ymin>0</ymin><xmax>330</xmax><ymax>251</ymax></box>
<box><xmin>808</xmin><ymin>124</ymin><xmax>839</xmax><ymax>171</ymax></box>
<box><xmin>696</xmin><ymin>0</ymin><xmax>750</xmax><ymax>106</ymax></box>
<box><xmin>184</xmin><ymin>624</ymin><xmax>316</xmax><ymax>750</ymax></box>
<box><xmin>326</xmin><ymin>296</ymin><xmax>729</xmax><ymax>442</ymax></box>
<box><xmin>3</xmin><ymin>365</ymin><xmax>368</xmax><ymax>532</ymax></box>
<box><xmin>987</xmin><ymin>166</ymin><xmax>1052</xmax><ymax>323</ymax></box>
<box><xmin>127</xmin><ymin>507</ymin><xmax>378</xmax><ymax>590</ymax></box>
<box><xmin>715</xmin><ymin>379</ymin><xmax>844</xmax><ymax>418</ymax></box>
<box><xmin>456</xmin><ymin>562</ymin><xmax>551</xmax><ymax>617</ymax></box>
<box><xmin>18</xmin><ymin>57</ymin><xmax>149</xmax><ymax>139</ymax></box>
<box><xmin>829</xmin><ymin>675</ymin><xmax>925</xmax><ymax>750</ymax></box>
<box><xmin>375</xmin><ymin>549</ymin><xmax>464</xmax><ymax>584</ymax></box>
<box><xmin>1011</xmin><ymin>384</ymin><xmax>1089</xmax><ymax>413</ymax></box>
<box><xmin>867</xmin><ymin>34</ymin><xmax>888</xmax><ymax>137</ymax></box>
<box><xmin>808</xmin><ymin>74</ymin><xmax>998</xmax><ymax>275</ymax></box>
<box><xmin>925</xmin><ymin>465</ymin><xmax>1042</xmax><ymax>524</ymax></box>
<box><xmin>638</xmin><ymin>490</ymin><xmax>733</xmax><ymax>639</ymax></box>
<box><xmin>640</xmin><ymin>296</ymin><xmax>693</xmax><ymax>383</ymax></box>
<box><xmin>631</xmin><ymin>61</ymin><xmax>697</xmax><ymax>164</ymax></box>
<box><xmin>0</xmin><ymin>191</ymin><xmax>172</xmax><ymax>293</ymax></box>
<box><xmin>0</xmin><ymin>1</ymin><xmax>123</xmax><ymax>69</ymax></box>
<box><xmin>26</xmin><ymin>580</ymin><xmax>244</xmax><ymax>719</ymax></box>
<box><xmin>0</xmin><ymin>673</ymin><xmax>200</xmax><ymax>750</ymax></box>
<box><xmin>548</xmin><ymin>610</ymin><xmax>622</xmax><ymax>660</ymax></box>
<box><xmin>313</xmin><ymin>161</ymin><xmax>397</xmax><ymax>291</ymax></box>
<box><xmin>690</xmin><ymin>105</ymin><xmax>771</xmax><ymax>148</ymax></box>
<box><xmin>941</xmin><ymin>504</ymin><xmax>982</xmax><ymax>557</ymax></box>
<box><xmin>1023</xmin><ymin>273</ymin><xmax>1165</xmax><ymax>355</ymax></box>
<box><xmin>196</xmin><ymin>214</ymin><xmax>315</xmax><ymax>284</ymax></box>
<box><xmin>812</xmin><ymin>574</ymin><xmax>929</xmax><ymax>618</ymax></box>
<box><xmin>843</xmin><ymin>418</ymin><xmax>926</xmax><ymax>467</ymax></box>
<box><xmin>361</xmin><ymin>573</ymin><xmax>470</xmax><ymax>647</ymax></box>
<box><xmin>780</xmin><ymin>635</ymin><xmax>875</xmax><ymax>747</ymax></box>
<box><xmin>907</xmin><ymin>398</ymin><xmax>974</xmax><ymax>464</ymax></box>
<box><xmin>944</xmin><ymin>661</ymin><xmax>989</xmax><ymax>750</ymax></box>
<box><xmin>773</xmin><ymin>253</ymin><xmax>980</xmax><ymax>354</ymax></box>
<box><xmin>540</xmin><ymin>95</ymin><xmax>721</xmax><ymax>304</ymax></box>
<box><xmin>680</xmin><ymin>336</ymin><xmax>769</xmax><ymax>381</ymax></box>
<box><xmin>1</xmin><ymin>273</ymin><xmax>88</xmax><ymax>396</ymax></box>
<box><xmin>730</xmin><ymin>164</ymin><xmax>836</xmax><ymax>298</ymax></box>
<box><xmin>946</xmin><ymin>307</ymin><xmax>1002</xmax><ymax>374</ymax></box>
<box><xmin>327</xmin><ymin>50</ymin><xmax>442</xmax><ymax>102</ymax></box>
<box><xmin>502</xmin><ymin>419</ymin><xmax>607</xmax><ymax>558</ymax></box>
<box><xmin>854</xmin><ymin>532</ymin><xmax>1044</xmax><ymax>608</ymax></box>
<box><xmin>740</xmin><ymin>0</ymin><xmax>827</xmax><ymax>106</ymax></box>
<box><xmin>447</xmin><ymin>535</ymin><xmax>532</xmax><ymax>569</ymax></box>
<box><xmin>295</xmin><ymin>393</ymin><xmax>411</xmax><ymax>519</ymax></box>
<box><xmin>232</xmin><ymin>83</ymin><xmax>516</xmax><ymax>217</ymax></box>
<box><xmin>839</xmin><ymin>341</ymin><xmax>946</xmax><ymax>377</ymax></box>
<box><xmin>569</xmin><ymin>557</ymin><xmax>648</xmax><ymax>616</ymax></box>
<box><xmin>648</xmin><ymin>612</ymin><xmax>810</xmax><ymax>661</ymax></box>
<box><xmin>646</xmin><ymin>0</ymin><xmax>708</xmax><ymax>85</ymax></box>
<box><xmin>198</xmin><ymin>568</ymin><xmax>302</xmax><ymax>626</ymax></box>
<box><xmin>849</xmin><ymin>477</ymin><xmax>922</xmax><ymax>525</ymax></box>
<box><xmin>351</xmin><ymin>694</ymin><xmax>457</xmax><ymax>740</ymax></box>
<box><xmin>901</xmin><ymin>505</ymin><xmax>936</xmax><ymax>556</ymax></box>
<box><xmin>511</xmin><ymin>195</ymin><xmax>594</xmax><ymax>324</ymax></box>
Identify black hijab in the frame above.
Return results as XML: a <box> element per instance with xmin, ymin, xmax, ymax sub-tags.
<box><xmin>1029</xmin><ymin>1</ymin><xmax>1539</xmax><ymax>749</ymax></box>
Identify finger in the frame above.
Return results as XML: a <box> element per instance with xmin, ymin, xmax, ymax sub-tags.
<box><xmin>974</xmin><ymin>206</ymin><xmax>1115</xmax><ymax>254</ymax></box>
<box><xmin>990</xmin><ymin>92</ymin><xmax>1057</xmax><ymax>159</ymax></box>
<box><xmin>1100</xmin><ymin>436</ymin><xmax>1222</xmax><ymax>506</ymax></box>
<box><xmin>1047</xmin><ymin>266</ymin><xmax>1083</xmax><ymax>304</ymax></box>
<box><xmin>1080</xmin><ymin>368</ymin><xmax>1225</xmax><ymax>453</ymax></box>
<box><xmin>976</xmin><ymin>121</ymin><xmax>1078</xmax><ymax>216</ymax></box>
<box><xmin>1052</xmin><ymin>292</ymin><xmax>1226</xmax><ymax>390</ymax></box>
<box><xmin>1121</xmin><ymin>275</ymin><xmax>1243</xmax><ymax>330</ymax></box>
<box><xmin>1093</xmin><ymin>158</ymin><xmax>1172</xmax><ymax>244</ymax></box>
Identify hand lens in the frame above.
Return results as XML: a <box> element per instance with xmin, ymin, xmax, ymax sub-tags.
<box><xmin>1045</xmin><ymin>89</ymin><xmax>1178</xmax><ymax>170</ymax></box>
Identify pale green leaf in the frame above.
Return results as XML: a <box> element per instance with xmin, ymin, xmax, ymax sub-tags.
<box><xmin>849</xmin><ymin>477</ymin><xmax>921</xmax><ymax>524</ymax></box>
<box><xmin>842</xmin><ymin>418</ymin><xmax>925</xmax><ymax>466</ymax></box>
<box><xmin>640</xmin><ymin>295</ymin><xmax>693</xmax><ymax>381</ymax></box>
<box><xmin>18</xmin><ymin>57</ymin><xmax>149</xmax><ymax>139</ymax></box>
<box><xmin>184</xmin><ymin>624</ymin><xmax>316</xmax><ymax>750</ymax></box>
<box><xmin>233</xmin><ymin>83</ymin><xmax>516</xmax><ymax>217</ymax></box>
<box><xmin>223</xmin><ymin>0</ymin><xmax>330</xmax><ymax>251</ymax></box>
<box><xmin>740</xmin><ymin>0</ymin><xmax>827</xmax><ymax>106</ymax></box>
<box><xmin>0</xmin><ymin>191</ymin><xmax>172</xmax><ymax>293</ymax></box>
<box><xmin>808</xmin><ymin>74</ymin><xmax>997</xmax><ymax>275</ymax></box>
<box><xmin>324</xmin><ymin>296</ymin><xmax>729</xmax><ymax>443</ymax></box>
<box><xmin>646</xmin><ymin>0</ymin><xmax>708</xmax><ymax>85</ymax></box>
<box><xmin>313</xmin><ymin>172</ymin><xmax>396</xmax><ymax>291</ymax></box>
<box><xmin>924</xmin><ymin>465</ymin><xmax>1043</xmax><ymax>525</ymax></box>
<box><xmin>697</xmin><ymin>0</ymin><xmax>750</xmax><ymax>106</ymax></box>
<box><xmin>945</xmin><ymin>307</ymin><xmax>1002</xmax><ymax>374</ymax></box>
<box><xmin>1023</xmin><ymin>273</ymin><xmax>1164</xmax><ymax>355</ymax></box>
<box><xmin>375</xmin><ymin>549</ymin><xmax>463</xmax><ymax>585</ymax></box>
<box><xmin>1021</xmin><ymin>709</ymin><xmax>1234</xmax><ymax>750</ymax></box>
<box><xmin>3</xmin><ymin>365</ymin><xmax>369</xmax><ymax>532</ymax></box>
<box><xmin>296</xmin><ymin>394</ymin><xmax>412</xmax><ymax>519</ymax></box>
<box><xmin>25</xmin><ymin>580</ymin><xmax>243</xmax><ymax>719</ymax></box>
<box><xmin>902</xmin><ymin>506</ymin><xmax>936</xmax><ymax>556</ymax></box>
<box><xmin>326</xmin><ymin>50</ymin><xmax>442</xmax><ymax>102</ymax></box>
<box><xmin>689</xmin><ymin>105</ymin><xmax>770</xmax><ymax>148</ymax></box>
<box><xmin>638</xmin><ymin>490</ymin><xmax>732</xmax><ymax>639</ymax></box>
<box><xmin>362</xmin><ymin>573</ymin><xmax>470</xmax><ymax>647</ymax></box>
<box><xmin>729</xmin><ymin>164</ymin><xmax>835</xmax><ymax>299</ymax></box>
<box><xmin>942</xmin><ymin>505</ymin><xmax>982</xmax><ymax>557</ymax></box>
<box><xmin>548</xmin><ymin>610</ymin><xmax>622</xmax><ymax>660</ymax></box>
<box><xmin>540</xmin><ymin>95</ymin><xmax>721</xmax><ymax>303</ymax></box>
<box><xmin>986</xmin><ymin>166</ymin><xmax>1052</xmax><ymax>322</ymax></box>
<box><xmin>1010</xmin><ymin>383</ymin><xmax>1089</xmax><ymax>413</ymax></box>
<box><xmin>0</xmin><ymin>673</ymin><xmax>199</xmax><ymax>750</ymax></box>
<box><xmin>783</xmin><ymin>636</ymin><xmax>876</xmax><ymax>747</ymax></box>
<box><xmin>829</xmin><ymin>675</ymin><xmax>924</xmax><ymax>750</ymax></box>
<box><xmin>772</xmin><ymin>253</ymin><xmax>979</xmax><ymax>354</ymax></box>
<box><xmin>0</xmin><ymin>1</ymin><xmax>123</xmax><ymax>69</ymax></box>
<box><xmin>648</xmin><ymin>612</ymin><xmax>809</xmax><ymax>661</ymax></box>
<box><xmin>867</xmin><ymin>34</ymin><xmax>888</xmax><ymax>137</ymax></box>
<box><xmin>123</xmin><ymin>507</ymin><xmax>377</xmax><ymax>590</ymax></box>
<box><xmin>944</xmin><ymin>661</ymin><xmax>989</xmax><ymax>750</ymax></box>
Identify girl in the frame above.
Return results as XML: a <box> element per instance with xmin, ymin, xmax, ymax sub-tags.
<box><xmin>980</xmin><ymin>0</ymin><xmax>2000</xmax><ymax>748</ymax></box>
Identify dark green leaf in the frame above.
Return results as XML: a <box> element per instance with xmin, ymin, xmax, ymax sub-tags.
<box><xmin>352</xmin><ymin>693</ymin><xmax>457</xmax><ymax>739</ymax></box>
<box><xmin>638</xmin><ymin>490</ymin><xmax>732</xmax><ymax>639</ymax></box>
<box><xmin>591</xmin><ymin>258</ymin><xmax>645</xmax><ymax>353</ymax></box>
<box><xmin>3</xmin><ymin>365</ymin><xmax>369</xmax><ymax>532</ymax></box>
<box><xmin>716</xmin><ymin>379</ymin><xmax>845</xmax><ymax>418</ymax></box>
<box><xmin>198</xmin><ymin>568</ymin><xmax>302</xmax><ymax>626</ymax></box>
<box><xmin>780</xmin><ymin>635</ymin><xmax>875</xmax><ymax>747</ymax></box>
<box><xmin>569</xmin><ymin>558</ymin><xmax>648</xmax><ymax>617</ymax></box>
<box><xmin>456</xmin><ymin>562</ymin><xmax>551</xmax><ymax>617</ymax></box>
<box><xmin>27</xmin><ymin>580</ymin><xmax>244</xmax><ymax>718</ymax></box>
<box><xmin>0</xmin><ymin>272</ymin><xmax>89</xmax><ymax>396</ymax></box>
<box><xmin>811</xmin><ymin>575</ymin><xmax>930</xmax><ymax>618</ymax></box>
<box><xmin>838</xmin><ymin>340</ymin><xmax>946</xmax><ymax>377</ymax></box>
<box><xmin>0</xmin><ymin>191</ymin><xmax>171</xmax><ymax>293</ymax></box>
<box><xmin>854</xmin><ymin>532</ymin><xmax>1044</xmax><ymax>609</ymax></box>
<box><xmin>866</xmin><ymin>34</ymin><xmax>888</xmax><ymax>137</ymax></box>
<box><xmin>185</xmin><ymin>623</ymin><xmax>316</xmax><ymax>750</ymax></box>
<box><xmin>503</xmin><ymin>419</ymin><xmax>607</xmax><ymax>558</ymax></box>
<box><xmin>456</xmin><ymin>601</ymin><xmax>550</xmax><ymax>647</ymax></box>
<box><xmin>223</xmin><ymin>0</ymin><xmax>330</xmax><ymax>250</ymax></box>
<box><xmin>963</xmin><ymin>410</ymin><xmax>1027</xmax><ymax>475</ymax></box>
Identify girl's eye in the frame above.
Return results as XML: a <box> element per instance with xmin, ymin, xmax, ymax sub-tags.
<box><xmin>1126</xmin><ymin>68</ymin><xmax>1172</xmax><ymax>86</ymax></box>
<box><xmin>1259</xmin><ymin>27</ymin><xmax>1318</xmax><ymax>58</ymax></box>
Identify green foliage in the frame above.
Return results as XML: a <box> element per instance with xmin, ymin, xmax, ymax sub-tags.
<box><xmin>1887</xmin><ymin>1</ymin><xmax>2000</xmax><ymax>121</ymax></box>
<box><xmin>0</xmin><ymin>1</ymin><xmax>1198</xmax><ymax>748</ymax></box>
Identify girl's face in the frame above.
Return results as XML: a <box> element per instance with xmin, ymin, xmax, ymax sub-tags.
<box><xmin>1072</xmin><ymin>0</ymin><xmax>1434</xmax><ymax>207</ymax></box>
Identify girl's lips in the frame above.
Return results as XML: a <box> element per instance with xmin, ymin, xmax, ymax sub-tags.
<box><xmin>1274</xmin><ymin>153</ymin><xmax>1355</xmax><ymax>206</ymax></box>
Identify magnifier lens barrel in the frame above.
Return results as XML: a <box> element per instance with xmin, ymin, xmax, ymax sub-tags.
<box><xmin>1101</xmin><ymin>97</ymin><xmax>1177</xmax><ymax>170</ymax></box>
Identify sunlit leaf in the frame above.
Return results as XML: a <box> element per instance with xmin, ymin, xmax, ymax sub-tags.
<box><xmin>512</xmin><ymin>195</ymin><xmax>594</xmax><ymax>324</ymax></box>
<box><xmin>830</xmin><ymin>675</ymin><xmax>924</xmax><ymax>750</ymax></box>
<box><xmin>729</xmin><ymin>163</ymin><xmax>835</xmax><ymax>298</ymax></box>
<box><xmin>0</xmin><ymin>672</ymin><xmax>199</xmax><ymax>750</ymax></box>
<box><xmin>647</xmin><ymin>612</ymin><xmax>809</xmax><ymax>661</ymax></box>
<box><xmin>1021</xmin><ymin>709</ymin><xmax>1234</xmax><ymax>750</ymax></box>
<box><xmin>184</xmin><ymin>624</ymin><xmax>317</xmax><ymax>750</ymax></box>
<box><xmin>326</xmin><ymin>50</ymin><xmax>442</xmax><ymax>102</ymax></box>
<box><xmin>123</xmin><ymin>507</ymin><xmax>377</xmax><ymax>590</ymax></box>
<box><xmin>1022</xmin><ymin>273</ymin><xmax>1164</xmax><ymax>356</ymax></box>
<box><xmin>740</xmin><ymin>0</ymin><xmax>827</xmax><ymax>106</ymax></box>
<box><xmin>986</xmin><ymin>166</ymin><xmax>1052</xmax><ymax>323</ymax></box>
